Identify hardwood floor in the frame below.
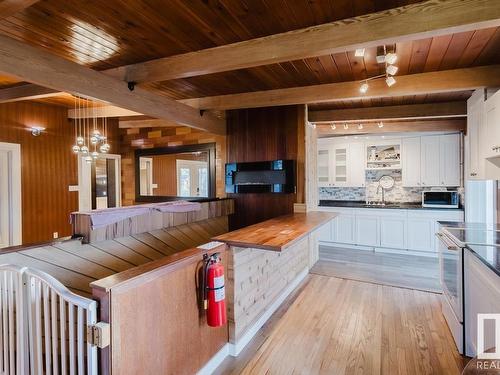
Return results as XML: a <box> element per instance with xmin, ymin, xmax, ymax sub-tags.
<box><xmin>311</xmin><ymin>246</ymin><xmax>441</xmax><ymax>293</ymax></box>
<box><xmin>215</xmin><ymin>275</ymin><xmax>468</xmax><ymax>375</ymax></box>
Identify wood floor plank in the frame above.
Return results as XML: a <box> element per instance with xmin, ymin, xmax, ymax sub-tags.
<box><xmin>217</xmin><ymin>275</ymin><xmax>467</xmax><ymax>375</ymax></box>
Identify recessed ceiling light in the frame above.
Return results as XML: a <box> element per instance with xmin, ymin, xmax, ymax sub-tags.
<box><xmin>355</xmin><ymin>48</ymin><xmax>365</xmax><ymax>57</ymax></box>
<box><xmin>360</xmin><ymin>82</ymin><xmax>369</xmax><ymax>94</ymax></box>
<box><xmin>386</xmin><ymin>65</ymin><xmax>398</xmax><ymax>76</ymax></box>
<box><xmin>385</xmin><ymin>76</ymin><xmax>396</xmax><ymax>87</ymax></box>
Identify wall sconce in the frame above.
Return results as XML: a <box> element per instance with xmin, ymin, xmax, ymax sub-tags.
<box><xmin>30</xmin><ymin>126</ymin><xmax>45</xmax><ymax>137</ymax></box>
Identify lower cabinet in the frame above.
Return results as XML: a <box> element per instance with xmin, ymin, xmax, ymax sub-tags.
<box><xmin>355</xmin><ymin>214</ymin><xmax>379</xmax><ymax>247</ymax></box>
<box><xmin>318</xmin><ymin>207</ymin><xmax>464</xmax><ymax>254</ymax></box>
<box><xmin>465</xmin><ymin>250</ymin><xmax>500</xmax><ymax>357</ymax></box>
<box><xmin>380</xmin><ymin>212</ymin><xmax>407</xmax><ymax>249</ymax></box>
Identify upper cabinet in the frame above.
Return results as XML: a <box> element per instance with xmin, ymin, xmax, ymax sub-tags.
<box><xmin>420</xmin><ymin>135</ymin><xmax>441</xmax><ymax>187</ymax></box>
<box><xmin>317</xmin><ymin>142</ymin><xmax>365</xmax><ymax>187</ymax></box>
<box><xmin>317</xmin><ymin>147</ymin><xmax>332</xmax><ymax>187</ymax></box>
<box><xmin>466</xmin><ymin>91</ymin><xmax>486</xmax><ymax>179</ymax></box>
<box><xmin>420</xmin><ymin>134</ymin><xmax>460</xmax><ymax>187</ymax></box>
<box><xmin>402</xmin><ymin>137</ymin><xmax>421</xmax><ymax>187</ymax></box>
<box><xmin>349</xmin><ymin>143</ymin><xmax>366</xmax><ymax>188</ymax></box>
<box><xmin>484</xmin><ymin>90</ymin><xmax>500</xmax><ymax>159</ymax></box>
<box><xmin>332</xmin><ymin>144</ymin><xmax>349</xmax><ymax>187</ymax></box>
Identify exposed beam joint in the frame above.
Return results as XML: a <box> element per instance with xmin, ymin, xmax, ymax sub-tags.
<box><xmin>309</xmin><ymin>102</ymin><xmax>467</xmax><ymax>123</ymax></box>
<box><xmin>0</xmin><ymin>34</ymin><xmax>225</xmax><ymax>134</ymax></box>
<box><xmin>104</xmin><ymin>0</ymin><xmax>500</xmax><ymax>83</ymax></box>
<box><xmin>180</xmin><ymin>65</ymin><xmax>500</xmax><ymax>110</ymax></box>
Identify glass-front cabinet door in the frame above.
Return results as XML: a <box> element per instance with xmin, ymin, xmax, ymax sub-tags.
<box><xmin>317</xmin><ymin>148</ymin><xmax>332</xmax><ymax>187</ymax></box>
<box><xmin>333</xmin><ymin>144</ymin><xmax>349</xmax><ymax>186</ymax></box>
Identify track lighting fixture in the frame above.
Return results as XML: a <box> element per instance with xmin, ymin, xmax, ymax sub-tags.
<box><xmin>331</xmin><ymin>123</ymin><xmax>336</xmax><ymax>130</ymax></box>
<box><xmin>358</xmin><ymin>124</ymin><xmax>363</xmax><ymax>130</ymax></box>
<box><xmin>378</xmin><ymin>122</ymin><xmax>384</xmax><ymax>128</ymax></box>
<box><xmin>385</xmin><ymin>52</ymin><xmax>398</xmax><ymax>65</ymax></box>
<box><xmin>343</xmin><ymin>123</ymin><xmax>349</xmax><ymax>130</ymax></box>
<box><xmin>386</xmin><ymin>65</ymin><xmax>398</xmax><ymax>76</ymax></box>
<box><xmin>359</xmin><ymin>81</ymin><xmax>369</xmax><ymax>94</ymax></box>
<box><xmin>354</xmin><ymin>48</ymin><xmax>365</xmax><ymax>57</ymax></box>
<box><xmin>385</xmin><ymin>76</ymin><xmax>396</xmax><ymax>87</ymax></box>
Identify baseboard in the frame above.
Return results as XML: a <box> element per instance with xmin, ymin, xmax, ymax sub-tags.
<box><xmin>375</xmin><ymin>247</ymin><xmax>438</xmax><ymax>258</ymax></box>
<box><xmin>196</xmin><ymin>343</ymin><xmax>230</xmax><ymax>375</ymax></box>
<box><xmin>319</xmin><ymin>241</ymin><xmax>373</xmax><ymax>252</ymax></box>
<box><xmin>228</xmin><ymin>267</ymin><xmax>309</xmax><ymax>357</ymax></box>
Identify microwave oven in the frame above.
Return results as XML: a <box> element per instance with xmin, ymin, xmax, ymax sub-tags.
<box><xmin>422</xmin><ymin>190</ymin><xmax>459</xmax><ymax>208</ymax></box>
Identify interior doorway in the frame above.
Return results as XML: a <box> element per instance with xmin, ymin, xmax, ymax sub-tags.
<box><xmin>0</xmin><ymin>142</ymin><xmax>21</xmax><ymax>248</ymax></box>
<box><xmin>78</xmin><ymin>154</ymin><xmax>121</xmax><ymax>211</ymax></box>
<box><xmin>176</xmin><ymin>159</ymin><xmax>208</xmax><ymax>197</ymax></box>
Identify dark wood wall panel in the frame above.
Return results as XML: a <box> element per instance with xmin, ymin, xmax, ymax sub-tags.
<box><xmin>226</xmin><ymin>105</ymin><xmax>301</xmax><ymax>230</ymax></box>
<box><xmin>0</xmin><ymin>102</ymin><xmax>77</xmax><ymax>244</ymax></box>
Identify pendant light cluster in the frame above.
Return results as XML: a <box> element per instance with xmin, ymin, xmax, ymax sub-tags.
<box><xmin>358</xmin><ymin>45</ymin><xmax>398</xmax><ymax>94</ymax></box>
<box><xmin>72</xmin><ymin>96</ymin><xmax>111</xmax><ymax>163</ymax></box>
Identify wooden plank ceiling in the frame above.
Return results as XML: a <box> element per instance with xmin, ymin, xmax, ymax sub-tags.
<box><xmin>0</xmin><ymin>0</ymin><xmax>499</xmax><ymax>109</ymax></box>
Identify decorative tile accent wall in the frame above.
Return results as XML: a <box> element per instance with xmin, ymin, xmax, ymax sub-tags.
<box><xmin>319</xmin><ymin>170</ymin><xmax>463</xmax><ymax>203</ymax></box>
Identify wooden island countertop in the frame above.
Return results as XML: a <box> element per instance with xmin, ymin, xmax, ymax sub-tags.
<box><xmin>212</xmin><ymin>211</ymin><xmax>337</xmax><ymax>251</ymax></box>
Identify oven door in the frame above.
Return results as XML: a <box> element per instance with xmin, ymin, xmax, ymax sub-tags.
<box><xmin>437</xmin><ymin>231</ymin><xmax>463</xmax><ymax>322</ymax></box>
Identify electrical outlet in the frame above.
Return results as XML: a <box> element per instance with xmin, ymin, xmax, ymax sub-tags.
<box><xmin>53</xmin><ymin>232</ymin><xmax>58</xmax><ymax>239</ymax></box>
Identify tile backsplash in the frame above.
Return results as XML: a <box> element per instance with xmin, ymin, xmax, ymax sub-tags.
<box><xmin>319</xmin><ymin>170</ymin><xmax>463</xmax><ymax>203</ymax></box>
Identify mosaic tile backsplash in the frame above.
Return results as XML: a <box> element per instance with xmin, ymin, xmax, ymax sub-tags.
<box><xmin>319</xmin><ymin>170</ymin><xmax>463</xmax><ymax>203</ymax></box>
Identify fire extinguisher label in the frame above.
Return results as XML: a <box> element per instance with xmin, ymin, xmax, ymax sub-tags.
<box><xmin>213</xmin><ymin>275</ymin><xmax>225</xmax><ymax>302</ymax></box>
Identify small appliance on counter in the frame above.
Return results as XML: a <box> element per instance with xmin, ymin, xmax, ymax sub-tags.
<box><xmin>422</xmin><ymin>189</ymin><xmax>459</xmax><ymax>208</ymax></box>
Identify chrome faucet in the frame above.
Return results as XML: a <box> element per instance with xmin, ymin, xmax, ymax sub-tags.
<box><xmin>376</xmin><ymin>184</ymin><xmax>385</xmax><ymax>205</ymax></box>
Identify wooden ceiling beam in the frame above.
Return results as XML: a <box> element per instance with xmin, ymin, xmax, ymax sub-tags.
<box><xmin>309</xmin><ymin>101</ymin><xmax>467</xmax><ymax>123</ymax></box>
<box><xmin>317</xmin><ymin>118</ymin><xmax>466</xmax><ymax>137</ymax></box>
<box><xmin>0</xmin><ymin>34</ymin><xmax>225</xmax><ymax>134</ymax></box>
<box><xmin>0</xmin><ymin>0</ymin><xmax>40</xmax><ymax>20</ymax></box>
<box><xmin>0</xmin><ymin>83</ymin><xmax>60</xmax><ymax>103</ymax></box>
<box><xmin>118</xmin><ymin>119</ymin><xmax>180</xmax><ymax>129</ymax></box>
<box><xmin>68</xmin><ymin>105</ymin><xmax>142</xmax><ymax>119</ymax></box>
<box><xmin>104</xmin><ymin>0</ymin><xmax>500</xmax><ymax>83</ymax></box>
<box><xmin>180</xmin><ymin>65</ymin><xmax>500</xmax><ymax>110</ymax></box>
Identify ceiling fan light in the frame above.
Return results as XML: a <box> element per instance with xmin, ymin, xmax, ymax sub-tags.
<box><xmin>386</xmin><ymin>76</ymin><xmax>396</xmax><ymax>87</ymax></box>
<box><xmin>386</xmin><ymin>65</ymin><xmax>398</xmax><ymax>76</ymax></box>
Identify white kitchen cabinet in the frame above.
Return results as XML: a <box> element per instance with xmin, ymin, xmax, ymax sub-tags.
<box><xmin>484</xmin><ymin>90</ymin><xmax>500</xmax><ymax>159</ymax></box>
<box><xmin>316</xmin><ymin>219</ymin><xmax>332</xmax><ymax>242</ymax></box>
<box><xmin>380</xmin><ymin>211</ymin><xmax>407</xmax><ymax>249</ymax></box>
<box><xmin>407</xmin><ymin>218</ymin><xmax>435</xmax><ymax>252</ymax></box>
<box><xmin>464</xmin><ymin>250</ymin><xmax>500</xmax><ymax>357</ymax></box>
<box><xmin>349</xmin><ymin>142</ymin><xmax>365</xmax><ymax>188</ymax></box>
<box><xmin>420</xmin><ymin>135</ymin><xmax>441</xmax><ymax>187</ymax></box>
<box><xmin>439</xmin><ymin>133</ymin><xmax>461</xmax><ymax>187</ymax></box>
<box><xmin>402</xmin><ymin>137</ymin><xmax>421</xmax><ymax>187</ymax></box>
<box><xmin>334</xmin><ymin>214</ymin><xmax>355</xmax><ymax>244</ymax></box>
<box><xmin>332</xmin><ymin>144</ymin><xmax>349</xmax><ymax>187</ymax></box>
<box><xmin>355</xmin><ymin>213</ymin><xmax>379</xmax><ymax>247</ymax></box>
<box><xmin>317</xmin><ymin>147</ymin><xmax>333</xmax><ymax>187</ymax></box>
<box><xmin>466</xmin><ymin>90</ymin><xmax>486</xmax><ymax>180</ymax></box>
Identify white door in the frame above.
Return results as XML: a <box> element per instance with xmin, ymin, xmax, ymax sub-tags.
<box><xmin>439</xmin><ymin>134</ymin><xmax>460</xmax><ymax>187</ymax></box>
<box><xmin>0</xmin><ymin>143</ymin><xmax>21</xmax><ymax>248</ymax></box>
<box><xmin>355</xmin><ymin>215</ymin><xmax>379</xmax><ymax>247</ymax></box>
<box><xmin>420</xmin><ymin>135</ymin><xmax>440</xmax><ymax>187</ymax></box>
<box><xmin>176</xmin><ymin>160</ymin><xmax>209</xmax><ymax>197</ymax></box>
<box><xmin>349</xmin><ymin>143</ymin><xmax>365</xmax><ymax>187</ymax></box>
<box><xmin>402</xmin><ymin>137</ymin><xmax>421</xmax><ymax>187</ymax></box>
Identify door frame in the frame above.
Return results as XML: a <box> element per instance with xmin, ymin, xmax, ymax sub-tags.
<box><xmin>0</xmin><ymin>142</ymin><xmax>22</xmax><ymax>246</ymax></box>
<box><xmin>78</xmin><ymin>153</ymin><xmax>122</xmax><ymax>211</ymax></box>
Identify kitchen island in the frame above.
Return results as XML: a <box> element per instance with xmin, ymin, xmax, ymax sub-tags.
<box><xmin>213</xmin><ymin>211</ymin><xmax>336</xmax><ymax>355</ymax></box>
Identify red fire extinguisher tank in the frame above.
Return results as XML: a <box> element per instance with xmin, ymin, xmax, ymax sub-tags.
<box><xmin>205</xmin><ymin>256</ymin><xmax>227</xmax><ymax>327</ymax></box>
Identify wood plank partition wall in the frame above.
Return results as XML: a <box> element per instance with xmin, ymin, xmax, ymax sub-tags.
<box><xmin>120</xmin><ymin>126</ymin><xmax>226</xmax><ymax>205</ymax></box>
<box><xmin>0</xmin><ymin>102</ymin><xmax>77</xmax><ymax>244</ymax></box>
<box><xmin>226</xmin><ymin>105</ymin><xmax>305</xmax><ymax>229</ymax></box>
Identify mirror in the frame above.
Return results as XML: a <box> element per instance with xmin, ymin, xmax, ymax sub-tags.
<box><xmin>135</xmin><ymin>143</ymin><xmax>216</xmax><ymax>202</ymax></box>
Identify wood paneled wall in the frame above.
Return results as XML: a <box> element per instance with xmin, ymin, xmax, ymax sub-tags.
<box><xmin>120</xmin><ymin>126</ymin><xmax>226</xmax><ymax>206</ymax></box>
<box><xmin>0</xmin><ymin>102</ymin><xmax>77</xmax><ymax>244</ymax></box>
<box><xmin>226</xmin><ymin>105</ymin><xmax>305</xmax><ymax>229</ymax></box>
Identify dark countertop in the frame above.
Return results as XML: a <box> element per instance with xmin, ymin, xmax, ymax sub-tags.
<box><xmin>319</xmin><ymin>200</ymin><xmax>464</xmax><ymax>211</ymax></box>
<box><xmin>466</xmin><ymin>245</ymin><xmax>500</xmax><ymax>277</ymax></box>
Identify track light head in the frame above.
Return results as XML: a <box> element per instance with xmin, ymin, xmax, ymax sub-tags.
<box><xmin>354</xmin><ymin>48</ymin><xmax>365</xmax><ymax>57</ymax></box>
<box><xmin>331</xmin><ymin>123</ymin><xmax>336</xmax><ymax>130</ymax></box>
<box><xmin>385</xmin><ymin>53</ymin><xmax>398</xmax><ymax>65</ymax></box>
<box><xmin>386</xmin><ymin>65</ymin><xmax>398</xmax><ymax>76</ymax></box>
<box><xmin>385</xmin><ymin>76</ymin><xmax>396</xmax><ymax>87</ymax></box>
<box><xmin>360</xmin><ymin>82</ymin><xmax>369</xmax><ymax>94</ymax></box>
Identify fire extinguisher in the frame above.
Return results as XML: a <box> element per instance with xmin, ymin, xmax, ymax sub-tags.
<box><xmin>202</xmin><ymin>253</ymin><xmax>227</xmax><ymax>327</ymax></box>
